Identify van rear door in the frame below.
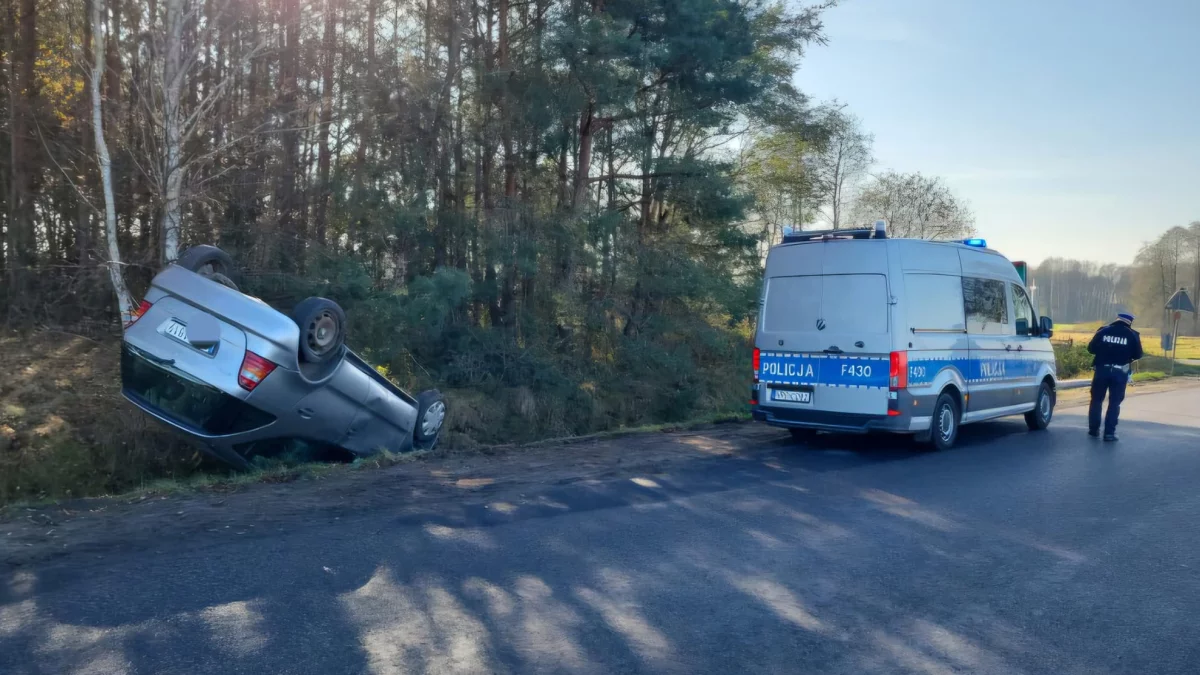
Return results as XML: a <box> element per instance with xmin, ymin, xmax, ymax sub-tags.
<box><xmin>757</xmin><ymin>241</ymin><xmax>892</xmax><ymax>416</ymax></box>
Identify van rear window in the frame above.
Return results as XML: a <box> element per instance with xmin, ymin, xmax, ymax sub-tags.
<box><xmin>763</xmin><ymin>274</ymin><xmax>888</xmax><ymax>334</ymax></box>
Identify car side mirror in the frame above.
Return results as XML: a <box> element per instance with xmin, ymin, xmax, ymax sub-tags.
<box><xmin>1039</xmin><ymin>316</ymin><xmax>1053</xmax><ymax>338</ymax></box>
<box><xmin>1015</xmin><ymin>318</ymin><xmax>1029</xmax><ymax>336</ymax></box>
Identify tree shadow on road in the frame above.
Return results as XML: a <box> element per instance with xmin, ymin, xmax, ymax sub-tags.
<box><xmin>3</xmin><ymin>416</ymin><xmax>1198</xmax><ymax>674</ymax></box>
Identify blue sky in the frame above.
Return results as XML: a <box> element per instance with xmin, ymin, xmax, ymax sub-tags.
<box><xmin>797</xmin><ymin>0</ymin><xmax>1200</xmax><ymax>264</ymax></box>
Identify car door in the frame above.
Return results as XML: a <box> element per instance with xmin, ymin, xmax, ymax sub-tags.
<box><xmin>1008</xmin><ymin>283</ymin><xmax>1041</xmax><ymax>407</ymax></box>
<box><xmin>962</xmin><ymin>276</ymin><xmax>1016</xmax><ymax>414</ymax></box>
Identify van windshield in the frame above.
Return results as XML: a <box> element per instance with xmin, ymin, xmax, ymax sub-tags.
<box><xmin>763</xmin><ymin>274</ymin><xmax>889</xmax><ymax>335</ymax></box>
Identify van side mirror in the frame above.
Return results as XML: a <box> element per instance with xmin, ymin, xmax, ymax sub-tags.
<box><xmin>1039</xmin><ymin>316</ymin><xmax>1053</xmax><ymax>338</ymax></box>
<box><xmin>1015</xmin><ymin>318</ymin><xmax>1029</xmax><ymax>336</ymax></box>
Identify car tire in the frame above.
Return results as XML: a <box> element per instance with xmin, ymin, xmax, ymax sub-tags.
<box><xmin>206</xmin><ymin>271</ymin><xmax>240</xmax><ymax>292</ymax></box>
<box><xmin>788</xmin><ymin>428</ymin><xmax>818</xmax><ymax>444</ymax></box>
<box><xmin>926</xmin><ymin>392</ymin><xmax>960</xmax><ymax>451</ymax></box>
<box><xmin>1025</xmin><ymin>382</ymin><xmax>1054</xmax><ymax>431</ymax></box>
<box><xmin>175</xmin><ymin>245</ymin><xmax>235</xmax><ymax>279</ymax></box>
<box><xmin>290</xmin><ymin>297</ymin><xmax>347</xmax><ymax>363</ymax></box>
<box><xmin>414</xmin><ymin>390</ymin><xmax>447</xmax><ymax>449</ymax></box>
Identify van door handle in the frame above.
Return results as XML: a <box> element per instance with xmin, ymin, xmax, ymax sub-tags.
<box><xmin>824</xmin><ymin>347</ymin><xmax>844</xmax><ymax>354</ymax></box>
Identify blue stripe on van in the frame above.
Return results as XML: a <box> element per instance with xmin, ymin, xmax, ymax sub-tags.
<box><xmin>907</xmin><ymin>356</ymin><xmax>1046</xmax><ymax>386</ymax></box>
<box><xmin>759</xmin><ymin>353</ymin><xmax>1049</xmax><ymax>390</ymax></box>
<box><xmin>758</xmin><ymin>353</ymin><xmax>889</xmax><ymax>389</ymax></box>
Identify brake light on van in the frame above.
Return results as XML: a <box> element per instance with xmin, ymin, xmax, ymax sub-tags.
<box><xmin>238</xmin><ymin>351</ymin><xmax>277</xmax><ymax>391</ymax></box>
<box><xmin>124</xmin><ymin>300</ymin><xmax>153</xmax><ymax>328</ymax></box>
<box><xmin>889</xmin><ymin>351</ymin><xmax>908</xmax><ymax>390</ymax></box>
<box><xmin>752</xmin><ymin>347</ymin><xmax>761</xmax><ymax>383</ymax></box>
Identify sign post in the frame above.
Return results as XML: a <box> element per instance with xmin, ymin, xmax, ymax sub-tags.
<box><xmin>1164</xmin><ymin>289</ymin><xmax>1195</xmax><ymax>376</ymax></box>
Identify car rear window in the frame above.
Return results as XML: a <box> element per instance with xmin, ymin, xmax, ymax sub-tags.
<box><xmin>121</xmin><ymin>345</ymin><xmax>275</xmax><ymax>435</ymax></box>
<box><xmin>763</xmin><ymin>274</ymin><xmax>889</xmax><ymax>334</ymax></box>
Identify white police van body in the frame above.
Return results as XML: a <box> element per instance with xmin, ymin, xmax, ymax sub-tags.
<box><xmin>751</xmin><ymin>223</ymin><xmax>1057</xmax><ymax>449</ymax></box>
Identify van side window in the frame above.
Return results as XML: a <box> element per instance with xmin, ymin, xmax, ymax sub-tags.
<box><xmin>962</xmin><ymin>277</ymin><xmax>1009</xmax><ymax>334</ymax></box>
<box><xmin>1011</xmin><ymin>284</ymin><xmax>1036</xmax><ymax>336</ymax></box>
<box><xmin>904</xmin><ymin>274</ymin><xmax>966</xmax><ymax>332</ymax></box>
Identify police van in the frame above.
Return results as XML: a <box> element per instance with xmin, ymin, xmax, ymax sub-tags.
<box><xmin>751</xmin><ymin>221</ymin><xmax>1056</xmax><ymax>449</ymax></box>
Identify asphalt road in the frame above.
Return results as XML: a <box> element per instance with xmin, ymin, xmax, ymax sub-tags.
<box><xmin>4</xmin><ymin>386</ymin><xmax>1200</xmax><ymax>675</ymax></box>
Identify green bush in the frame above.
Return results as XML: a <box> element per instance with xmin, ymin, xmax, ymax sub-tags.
<box><xmin>1054</xmin><ymin>342</ymin><xmax>1093</xmax><ymax>379</ymax></box>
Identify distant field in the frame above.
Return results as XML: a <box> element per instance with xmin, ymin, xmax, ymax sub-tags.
<box><xmin>1054</xmin><ymin>323</ymin><xmax>1200</xmax><ymax>361</ymax></box>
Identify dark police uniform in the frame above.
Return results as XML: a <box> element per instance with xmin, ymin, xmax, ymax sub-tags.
<box><xmin>1087</xmin><ymin>317</ymin><xmax>1143</xmax><ymax>440</ymax></box>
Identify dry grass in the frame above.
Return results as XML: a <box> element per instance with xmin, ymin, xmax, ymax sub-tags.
<box><xmin>1054</xmin><ymin>323</ymin><xmax>1200</xmax><ymax>361</ymax></box>
<box><xmin>0</xmin><ymin>331</ymin><xmax>215</xmax><ymax>504</ymax></box>
<box><xmin>0</xmin><ymin>330</ymin><xmax>752</xmax><ymax>506</ymax></box>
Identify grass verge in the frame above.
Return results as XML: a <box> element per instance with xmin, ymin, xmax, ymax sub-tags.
<box><xmin>2</xmin><ymin>330</ymin><xmax>752</xmax><ymax>507</ymax></box>
<box><xmin>2</xmin><ymin>409</ymin><xmax>752</xmax><ymax>510</ymax></box>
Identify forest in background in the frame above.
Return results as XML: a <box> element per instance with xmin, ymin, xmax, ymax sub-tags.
<box><xmin>1031</xmin><ymin>222</ymin><xmax>1200</xmax><ymax>336</ymax></box>
<box><xmin>0</xmin><ymin>0</ymin><xmax>986</xmax><ymax>446</ymax></box>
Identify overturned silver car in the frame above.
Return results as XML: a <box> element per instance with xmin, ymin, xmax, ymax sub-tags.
<box><xmin>120</xmin><ymin>245</ymin><xmax>446</xmax><ymax>469</ymax></box>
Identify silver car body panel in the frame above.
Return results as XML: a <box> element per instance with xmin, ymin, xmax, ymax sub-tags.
<box><xmin>122</xmin><ymin>264</ymin><xmax>422</xmax><ymax>468</ymax></box>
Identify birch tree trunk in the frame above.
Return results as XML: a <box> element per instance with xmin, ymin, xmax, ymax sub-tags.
<box><xmin>91</xmin><ymin>0</ymin><xmax>136</xmax><ymax>324</ymax></box>
<box><xmin>160</xmin><ymin>0</ymin><xmax>186</xmax><ymax>263</ymax></box>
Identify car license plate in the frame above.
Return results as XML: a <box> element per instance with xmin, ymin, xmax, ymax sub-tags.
<box><xmin>771</xmin><ymin>389</ymin><xmax>812</xmax><ymax>404</ymax></box>
<box><xmin>164</xmin><ymin>319</ymin><xmax>188</xmax><ymax>342</ymax></box>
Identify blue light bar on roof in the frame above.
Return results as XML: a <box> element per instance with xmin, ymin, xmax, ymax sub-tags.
<box><xmin>962</xmin><ymin>238</ymin><xmax>987</xmax><ymax>248</ymax></box>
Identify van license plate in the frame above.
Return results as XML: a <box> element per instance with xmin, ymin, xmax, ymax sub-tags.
<box><xmin>772</xmin><ymin>390</ymin><xmax>812</xmax><ymax>404</ymax></box>
<box><xmin>164</xmin><ymin>319</ymin><xmax>188</xmax><ymax>342</ymax></box>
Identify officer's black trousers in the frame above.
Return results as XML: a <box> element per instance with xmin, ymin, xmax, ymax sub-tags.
<box><xmin>1089</xmin><ymin>367</ymin><xmax>1129</xmax><ymax>436</ymax></box>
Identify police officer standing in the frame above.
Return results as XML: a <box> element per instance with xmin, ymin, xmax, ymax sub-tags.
<box><xmin>1087</xmin><ymin>312</ymin><xmax>1144</xmax><ymax>441</ymax></box>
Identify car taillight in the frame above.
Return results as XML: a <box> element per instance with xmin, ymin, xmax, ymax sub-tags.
<box><xmin>125</xmin><ymin>300</ymin><xmax>153</xmax><ymax>328</ymax></box>
<box><xmin>889</xmin><ymin>351</ymin><xmax>908</xmax><ymax>390</ymax></box>
<box><xmin>238</xmin><ymin>351</ymin><xmax>277</xmax><ymax>391</ymax></box>
<box><xmin>753</xmin><ymin>347</ymin><xmax>761</xmax><ymax>383</ymax></box>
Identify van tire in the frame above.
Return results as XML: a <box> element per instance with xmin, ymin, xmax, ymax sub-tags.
<box><xmin>1025</xmin><ymin>382</ymin><xmax>1054</xmax><ymax>431</ymax></box>
<box><xmin>926</xmin><ymin>393</ymin><xmax>960</xmax><ymax>451</ymax></box>
<box><xmin>788</xmin><ymin>428</ymin><xmax>818</xmax><ymax>443</ymax></box>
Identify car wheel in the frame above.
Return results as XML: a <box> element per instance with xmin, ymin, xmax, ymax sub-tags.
<box><xmin>414</xmin><ymin>390</ymin><xmax>447</xmax><ymax>449</ymax></box>
<box><xmin>206</xmin><ymin>271</ymin><xmax>240</xmax><ymax>292</ymax></box>
<box><xmin>175</xmin><ymin>245</ymin><xmax>235</xmax><ymax>279</ymax></box>
<box><xmin>926</xmin><ymin>392</ymin><xmax>960</xmax><ymax>451</ymax></box>
<box><xmin>1025</xmin><ymin>382</ymin><xmax>1054</xmax><ymax>431</ymax></box>
<box><xmin>788</xmin><ymin>428</ymin><xmax>818</xmax><ymax>444</ymax></box>
<box><xmin>290</xmin><ymin>297</ymin><xmax>347</xmax><ymax>363</ymax></box>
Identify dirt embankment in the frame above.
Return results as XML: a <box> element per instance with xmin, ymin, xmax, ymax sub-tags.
<box><xmin>1</xmin><ymin>332</ymin><xmax>204</xmax><ymax>505</ymax></box>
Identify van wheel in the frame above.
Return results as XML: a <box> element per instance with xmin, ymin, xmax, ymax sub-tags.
<box><xmin>789</xmin><ymin>428</ymin><xmax>818</xmax><ymax>444</ymax></box>
<box><xmin>926</xmin><ymin>393</ymin><xmax>960</xmax><ymax>451</ymax></box>
<box><xmin>1025</xmin><ymin>382</ymin><xmax>1054</xmax><ymax>431</ymax></box>
<box><xmin>290</xmin><ymin>297</ymin><xmax>346</xmax><ymax>363</ymax></box>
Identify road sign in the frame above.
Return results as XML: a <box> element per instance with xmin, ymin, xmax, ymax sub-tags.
<box><xmin>1165</xmin><ymin>288</ymin><xmax>1195</xmax><ymax>313</ymax></box>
